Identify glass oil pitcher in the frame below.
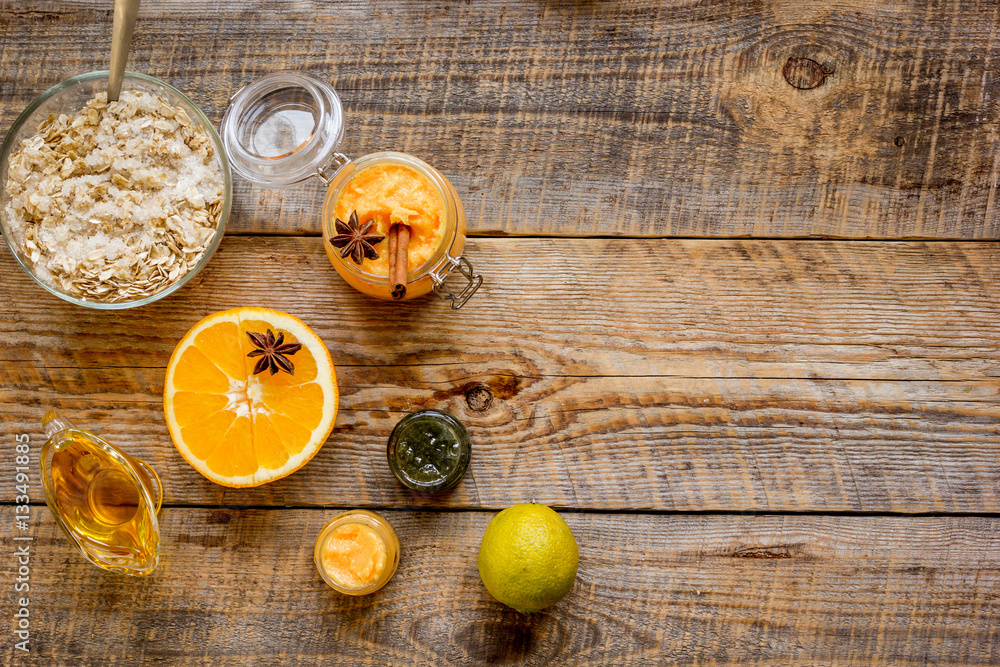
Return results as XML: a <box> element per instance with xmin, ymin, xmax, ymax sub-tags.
<box><xmin>39</xmin><ymin>410</ymin><xmax>162</xmax><ymax>576</ymax></box>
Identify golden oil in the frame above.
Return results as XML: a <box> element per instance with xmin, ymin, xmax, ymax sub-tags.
<box><xmin>40</xmin><ymin>411</ymin><xmax>161</xmax><ymax>576</ymax></box>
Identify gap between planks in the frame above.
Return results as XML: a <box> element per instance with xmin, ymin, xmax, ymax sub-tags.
<box><xmin>6</xmin><ymin>500</ymin><xmax>1000</xmax><ymax>520</ymax></box>
<box><xmin>224</xmin><ymin>231</ymin><xmax>1000</xmax><ymax>241</ymax></box>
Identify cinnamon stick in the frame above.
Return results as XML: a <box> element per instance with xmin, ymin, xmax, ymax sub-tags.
<box><xmin>389</xmin><ymin>223</ymin><xmax>410</xmax><ymax>300</ymax></box>
<box><xmin>387</xmin><ymin>224</ymin><xmax>398</xmax><ymax>286</ymax></box>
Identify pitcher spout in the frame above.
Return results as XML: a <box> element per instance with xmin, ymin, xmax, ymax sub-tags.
<box><xmin>41</xmin><ymin>409</ymin><xmax>76</xmax><ymax>439</ymax></box>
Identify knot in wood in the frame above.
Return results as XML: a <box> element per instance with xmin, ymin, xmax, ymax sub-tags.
<box><xmin>782</xmin><ymin>57</ymin><xmax>829</xmax><ymax>90</ymax></box>
<box><xmin>465</xmin><ymin>385</ymin><xmax>494</xmax><ymax>412</ymax></box>
<box><xmin>731</xmin><ymin>544</ymin><xmax>799</xmax><ymax>559</ymax></box>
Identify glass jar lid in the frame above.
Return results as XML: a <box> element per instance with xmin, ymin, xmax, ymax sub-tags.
<box><xmin>221</xmin><ymin>72</ymin><xmax>345</xmax><ymax>186</ymax></box>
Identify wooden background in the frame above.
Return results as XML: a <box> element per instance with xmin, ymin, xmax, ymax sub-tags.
<box><xmin>1</xmin><ymin>0</ymin><xmax>998</xmax><ymax>665</ymax></box>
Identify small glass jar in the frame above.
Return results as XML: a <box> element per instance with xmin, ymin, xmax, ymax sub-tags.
<box><xmin>221</xmin><ymin>73</ymin><xmax>482</xmax><ymax>308</ymax></box>
<box><xmin>314</xmin><ymin>510</ymin><xmax>400</xmax><ymax>595</ymax></box>
<box><xmin>387</xmin><ymin>409</ymin><xmax>471</xmax><ymax>493</ymax></box>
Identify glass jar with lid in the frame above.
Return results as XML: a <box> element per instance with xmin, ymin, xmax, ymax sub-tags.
<box><xmin>221</xmin><ymin>72</ymin><xmax>482</xmax><ymax>308</ymax></box>
<box><xmin>314</xmin><ymin>510</ymin><xmax>400</xmax><ymax>595</ymax></box>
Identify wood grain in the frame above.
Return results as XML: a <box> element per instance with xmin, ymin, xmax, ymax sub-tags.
<box><xmin>3</xmin><ymin>3</ymin><xmax>998</xmax><ymax>664</ymax></box>
<box><xmin>1</xmin><ymin>0</ymin><xmax>997</xmax><ymax>238</ymax></box>
<box><xmin>2</xmin><ymin>507</ymin><xmax>997</xmax><ymax>666</ymax></box>
<box><xmin>2</xmin><ymin>237</ymin><xmax>997</xmax><ymax>512</ymax></box>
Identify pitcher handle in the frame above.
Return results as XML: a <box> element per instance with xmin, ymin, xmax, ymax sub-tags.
<box><xmin>132</xmin><ymin>457</ymin><xmax>164</xmax><ymax>515</ymax></box>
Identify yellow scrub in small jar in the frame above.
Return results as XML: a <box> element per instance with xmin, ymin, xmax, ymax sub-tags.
<box><xmin>314</xmin><ymin>509</ymin><xmax>400</xmax><ymax>595</ymax></box>
<box><xmin>333</xmin><ymin>164</ymin><xmax>446</xmax><ymax>277</ymax></box>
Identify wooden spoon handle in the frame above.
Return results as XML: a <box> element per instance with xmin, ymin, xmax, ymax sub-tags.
<box><xmin>108</xmin><ymin>0</ymin><xmax>141</xmax><ymax>102</ymax></box>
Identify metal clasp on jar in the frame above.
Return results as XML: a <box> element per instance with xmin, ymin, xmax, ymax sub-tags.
<box><xmin>430</xmin><ymin>255</ymin><xmax>482</xmax><ymax>309</ymax></box>
<box><xmin>315</xmin><ymin>152</ymin><xmax>351</xmax><ymax>185</ymax></box>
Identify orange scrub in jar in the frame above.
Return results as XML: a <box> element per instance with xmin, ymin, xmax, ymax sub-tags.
<box><xmin>314</xmin><ymin>509</ymin><xmax>400</xmax><ymax>594</ymax></box>
<box><xmin>224</xmin><ymin>75</ymin><xmax>481</xmax><ymax>307</ymax></box>
<box><xmin>322</xmin><ymin>151</ymin><xmax>473</xmax><ymax>304</ymax></box>
<box><xmin>333</xmin><ymin>164</ymin><xmax>446</xmax><ymax>277</ymax></box>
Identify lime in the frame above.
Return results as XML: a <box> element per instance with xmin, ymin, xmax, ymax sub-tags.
<box><xmin>477</xmin><ymin>503</ymin><xmax>579</xmax><ymax>614</ymax></box>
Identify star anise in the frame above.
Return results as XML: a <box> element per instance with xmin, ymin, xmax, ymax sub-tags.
<box><xmin>329</xmin><ymin>210</ymin><xmax>384</xmax><ymax>265</ymax></box>
<box><xmin>246</xmin><ymin>329</ymin><xmax>303</xmax><ymax>376</ymax></box>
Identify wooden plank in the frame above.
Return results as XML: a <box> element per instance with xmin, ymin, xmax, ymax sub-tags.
<box><xmin>1</xmin><ymin>237</ymin><xmax>997</xmax><ymax>512</ymax></box>
<box><xmin>1</xmin><ymin>1</ymin><xmax>997</xmax><ymax>238</ymax></box>
<box><xmin>2</xmin><ymin>508</ymin><xmax>997</xmax><ymax>665</ymax></box>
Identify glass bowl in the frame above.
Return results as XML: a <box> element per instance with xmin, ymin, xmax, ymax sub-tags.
<box><xmin>0</xmin><ymin>71</ymin><xmax>233</xmax><ymax>309</ymax></box>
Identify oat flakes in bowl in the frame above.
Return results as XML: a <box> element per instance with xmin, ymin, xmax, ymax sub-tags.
<box><xmin>0</xmin><ymin>71</ymin><xmax>232</xmax><ymax>309</ymax></box>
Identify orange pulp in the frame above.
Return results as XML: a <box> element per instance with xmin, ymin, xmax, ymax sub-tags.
<box><xmin>334</xmin><ymin>164</ymin><xmax>446</xmax><ymax>275</ymax></box>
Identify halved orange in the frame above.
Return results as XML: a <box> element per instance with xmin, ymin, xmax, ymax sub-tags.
<box><xmin>164</xmin><ymin>307</ymin><xmax>338</xmax><ymax>487</ymax></box>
